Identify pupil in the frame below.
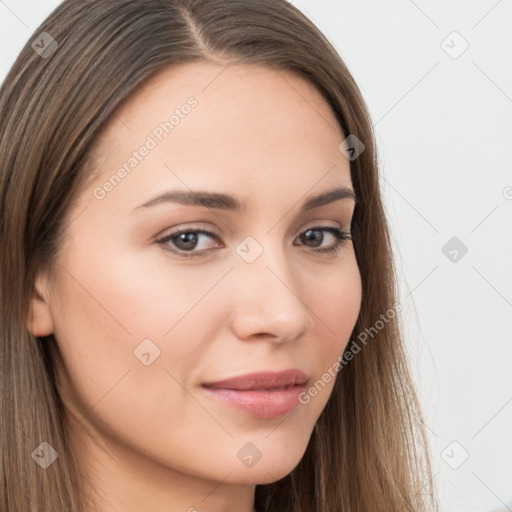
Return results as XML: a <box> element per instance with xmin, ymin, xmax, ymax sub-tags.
<box><xmin>176</xmin><ymin>232</ymin><xmax>198</xmax><ymax>250</ymax></box>
<box><xmin>304</xmin><ymin>229</ymin><xmax>322</xmax><ymax>247</ymax></box>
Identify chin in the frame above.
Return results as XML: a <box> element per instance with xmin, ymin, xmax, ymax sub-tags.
<box><xmin>222</xmin><ymin>439</ymin><xmax>310</xmax><ymax>486</ymax></box>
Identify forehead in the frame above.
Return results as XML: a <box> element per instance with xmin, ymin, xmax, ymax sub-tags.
<box><xmin>83</xmin><ymin>61</ymin><xmax>352</xmax><ymax>211</ymax></box>
<box><xmin>111</xmin><ymin>61</ymin><xmax>340</xmax><ymax>128</ymax></box>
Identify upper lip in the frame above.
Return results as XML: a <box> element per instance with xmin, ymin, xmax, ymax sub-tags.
<box><xmin>202</xmin><ymin>369</ymin><xmax>308</xmax><ymax>391</ymax></box>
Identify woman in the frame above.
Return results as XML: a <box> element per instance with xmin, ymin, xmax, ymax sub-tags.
<box><xmin>0</xmin><ymin>0</ymin><xmax>438</xmax><ymax>511</ymax></box>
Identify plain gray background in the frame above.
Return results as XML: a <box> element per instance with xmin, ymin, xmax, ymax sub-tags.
<box><xmin>1</xmin><ymin>1</ymin><xmax>511</xmax><ymax>511</ymax></box>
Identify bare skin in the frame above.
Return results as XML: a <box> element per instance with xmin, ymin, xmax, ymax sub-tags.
<box><xmin>28</xmin><ymin>61</ymin><xmax>362</xmax><ymax>512</ymax></box>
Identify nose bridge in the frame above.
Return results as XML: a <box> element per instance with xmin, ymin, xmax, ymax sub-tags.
<box><xmin>229</xmin><ymin>233</ymin><xmax>312</xmax><ymax>341</ymax></box>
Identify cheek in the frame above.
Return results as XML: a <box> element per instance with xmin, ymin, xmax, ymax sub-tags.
<box><xmin>50</xmin><ymin>253</ymin><xmax>225</xmax><ymax>473</ymax></box>
<box><xmin>50</xmin><ymin>241</ymin><xmax>228</xmax><ymax>425</ymax></box>
<box><xmin>298</xmin><ymin>258</ymin><xmax>361</xmax><ymax>407</ymax></box>
<box><xmin>53</xmin><ymin>235</ymin><xmax>223</xmax><ymax>349</ymax></box>
<box><xmin>307</xmin><ymin>256</ymin><xmax>362</xmax><ymax>347</ymax></box>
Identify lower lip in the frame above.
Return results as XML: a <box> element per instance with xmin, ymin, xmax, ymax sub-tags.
<box><xmin>201</xmin><ymin>384</ymin><xmax>305</xmax><ymax>419</ymax></box>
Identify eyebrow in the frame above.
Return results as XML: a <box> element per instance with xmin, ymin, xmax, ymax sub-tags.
<box><xmin>132</xmin><ymin>186</ymin><xmax>356</xmax><ymax>213</ymax></box>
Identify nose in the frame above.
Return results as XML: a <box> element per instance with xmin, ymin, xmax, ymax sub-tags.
<box><xmin>228</xmin><ymin>241</ymin><xmax>314</xmax><ymax>344</ymax></box>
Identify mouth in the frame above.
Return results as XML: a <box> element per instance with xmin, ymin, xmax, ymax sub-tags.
<box><xmin>201</xmin><ymin>369</ymin><xmax>308</xmax><ymax>419</ymax></box>
<box><xmin>202</xmin><ymin>368</ymin><xmax>308</xmax><ymax>390</ymax></box>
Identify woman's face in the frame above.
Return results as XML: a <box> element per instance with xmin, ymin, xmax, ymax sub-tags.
<box><xmin>30</xmin><ymin>62</ymin><xmax>361</xmax><ymax>500</ymax></box>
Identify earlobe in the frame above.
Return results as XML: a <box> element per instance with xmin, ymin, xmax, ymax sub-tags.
<box><xmin>26</xmin><ymin>277</ymin><xmax>55</xmax><ymax>337</ymax></box>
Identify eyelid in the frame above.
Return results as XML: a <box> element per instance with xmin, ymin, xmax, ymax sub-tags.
<box><xmin>300</xmin><ymin>219</ymin><xmax>345</xmax><ymax>231</ymax></box>
<box><xmin>155</xmin><ymin>222</ymin><xmax>222</xmax><ymax>241</ymax></box>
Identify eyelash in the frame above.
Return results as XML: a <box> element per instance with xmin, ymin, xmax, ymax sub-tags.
<box><xmin>156</xmin><ymin>225</ymin><xmax>352</xmax><ymax>259</ymax></box>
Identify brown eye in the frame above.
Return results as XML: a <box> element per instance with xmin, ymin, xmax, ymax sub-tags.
<box><xmin>295</xmin><ymin>226</ymin><xmax>352</xmax><ymax>254</ymax></box>
<box><xmin>157</xmin><ymin>228</ymin><xmax>222</xmax><ymax>258</ymax></box>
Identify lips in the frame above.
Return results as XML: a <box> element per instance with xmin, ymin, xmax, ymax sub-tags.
<box><xmin>201</xmin><ymin>369</ymin><xmax>308</xmax><ymax>419</ymax></box>
<box><xmin>201</xmin><ymin>369</ymin><xmax>308</xmax><ymax>391</ymax></box>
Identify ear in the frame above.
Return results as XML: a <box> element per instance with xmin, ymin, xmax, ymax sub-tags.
<box><xmin>26</xmin><ymin>274</ymin><xmax>55</xmax><ymax>337</ymax></box>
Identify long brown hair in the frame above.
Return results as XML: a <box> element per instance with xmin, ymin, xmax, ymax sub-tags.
<box><xmin>0</xmin><ymin>0</ymin><xmax>438</xmax><ymax>510</ymax></box>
